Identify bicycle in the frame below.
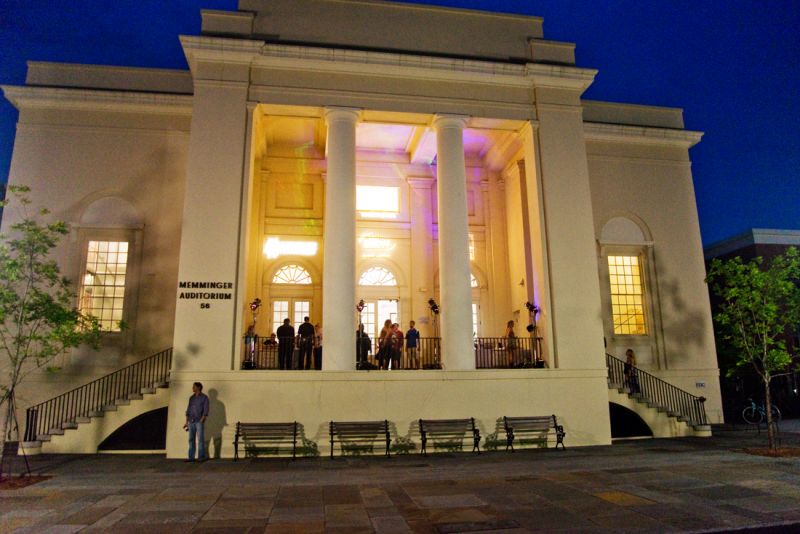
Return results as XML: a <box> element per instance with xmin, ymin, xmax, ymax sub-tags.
<box><xmin>741</xmin><ymin>398</ymin><xmax>782</xmax><ymax>425</ymax></box>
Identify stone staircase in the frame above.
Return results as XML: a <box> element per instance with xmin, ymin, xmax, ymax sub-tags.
<box><xmin>606</xmin><ymin>353</ymin><xmax>711</xmax><ymax>438</ymax></box>
<box><xmin>21</xmin><ymin>349</ymin><xmax>172</xmax><ymax>455</ymax></box>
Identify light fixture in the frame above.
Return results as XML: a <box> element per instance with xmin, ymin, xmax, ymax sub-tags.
<box><xmin>263</xmin><ymin>237</ymin><xmax>318</xmax><ymax>259</ymax></box>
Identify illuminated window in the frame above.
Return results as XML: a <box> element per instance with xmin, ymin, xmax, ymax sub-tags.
<box><xmin>263</xmin><ymin>237</ymin><xmax>318</xmax><ymax>259</ymax></box>
<box><xmin>472</xmin><ymin>303</ymin><xmax>479</xmax><ymax>337</ymax></box>
<box><xmin>471</xmin><ymin>274</ymin><xmax>479</xmax><ymax>288</ymax></box>
<box><xmin>359</xmin><ymin>266</ymin><xmax>397</xmax><ymax>286</ymax></box>
<box><xmin>272</xmin><ymin>265</ymin><xmax>312</xmax><ymax>285</ymax></box>
<box><xmin>607</xmin><ymin>255</ymin><xmax>647</xmax><ymax>335</ymax></box>
<box><xmin>294</xmin><ymin>301</ymin><xmax>310</xmax><ymax>327</ymax></box>
<box><xmin>356</xmin><ymin>186</ymin><xmax>399</xmax><ymax>219</ymax></box>
<box><xmin>78</xmin><ymin>241</ymin><xmax>128</xmax><ymax>332</ymax></box>
<box><xmin>272</xmin><ymin>300</ymin><xmax>289</xmax><ymax>336</ymax></box>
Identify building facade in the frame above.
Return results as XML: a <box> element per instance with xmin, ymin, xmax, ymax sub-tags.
<box><xmin>2</xmin><ymin>0</ymin><xmax>721</xmax><ymax>457</ymax></box>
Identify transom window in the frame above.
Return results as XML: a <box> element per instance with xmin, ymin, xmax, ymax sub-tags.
<box><xmin>359</xmin><ymin>266</ymin><xmax>397</xmax><ymax>286</ymax></box>
<box><xmin>78</xmin><ymin>241</ymin><xmax>128</xmax><ymax>332</ymax></box>
<box><xmin>607</xmin><ymin>255</ymin><xmax>647</xmax><ymax>335</ymax></box>
<box><xmin>272</xmin><ymin>264</ymin><xmax>312</xmax><ymax>285</ymax></box>
<box><xmin>356</xmin><ymin>186</ymin><xmax>399</xmax><ymax>219</ymax></box>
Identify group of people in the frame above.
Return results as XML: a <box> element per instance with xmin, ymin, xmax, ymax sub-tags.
<box><xmin>357</xmin><ymin>320</ymin><xmax>420</xmax><ymax>370</ymax></box>
<box><xmin>272</xmin><ymin>317</ymin><xmax>323</xmax><ymax>370</ymax></box>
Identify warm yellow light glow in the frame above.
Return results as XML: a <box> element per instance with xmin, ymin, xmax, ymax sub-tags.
<box><xmin>263</xmin><ymin>237</ymin><xmax>318</xmax><ymax>259</ymax></box>
<box><xmin>469</xmin><ymin>233</ymin><xmax>475</xmax><ymax>261</ymax></box>
<box><xmin>607</xmin><ymin>255</ymin><xmax>647</xmax><ymax>335</ymax></box>
<box><xmin>357</xmin><ymin>186</ymin><xmax>399</xmax><ymax>219</ymax></box>
<box><xmin>359</xmin><ymin>235</ymin><xmax>396</xmax><ymax>258</ymax></box>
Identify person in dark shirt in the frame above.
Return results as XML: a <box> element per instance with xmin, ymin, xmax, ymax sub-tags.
<box><xmin>406</xmin><ymin>320</ymin><xmax>420</xmax><ymax>369</ymax></box>
<box><xmin>356</xmin><ymin>323</ymin><xmax>371</xmax><ymax>368</ymax></box>
<box><xmin>297</xmin><ymin>316</ymin><xmax>315</xmax><ymax>370</ymax></box>
<box><xmin>276</xmin><ymin>318</ymin><xmax>295</xmax><ymax>370</ymax></box>
<box><xmin>183</xmin><ymin>382</ymin><xmax>209</xmax><ymax>462</ymax></box>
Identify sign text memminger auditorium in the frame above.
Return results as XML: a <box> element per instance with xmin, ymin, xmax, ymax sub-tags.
<box><xmin>178</xmin><ymin>281</ymin><xmax>234</xmax><ymax>300</ymax></box>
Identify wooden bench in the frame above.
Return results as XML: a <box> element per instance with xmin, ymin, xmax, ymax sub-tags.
<box><xmin>418</xmin><ymin>418</ymin><xmax>481</xmax><ymax>456</ymax></box>
<box><xmin>234</xmin><ymin>422</ymin><xmax>298</xmax><ymax>460</ymax></box>
<box><xmin>503</xmin><ymin>415</ymin><xmax>565</xmax><ymax>451</ymax></box>
<box><xmin>329</xmin><ymin>420</ymin><xmax>391</xmax><ymax>458</ymax></box>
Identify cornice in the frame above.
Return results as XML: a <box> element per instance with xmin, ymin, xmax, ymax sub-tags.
<box><xmin>583</xmin><ymin>122</ymin><xmax>703</xmax><ymax>148</ymax></box>
<box><xmin>179</xmin><ymin>35</ymin><xmax>265</xmax><ymax>76</ymax></box>
<box><xmin>1</xmin><ymin>85</ymin><xmax>194</xmax><ymax>115</ymax></box>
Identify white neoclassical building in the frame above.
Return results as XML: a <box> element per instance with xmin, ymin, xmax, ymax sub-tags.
<box><xmin>2</xmin><ymin>0</ymin><xmax>721</xmax><ymax>457</ymax></box>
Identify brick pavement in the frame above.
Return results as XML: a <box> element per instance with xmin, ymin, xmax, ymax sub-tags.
<box><xmin>1</xmin><ymin>425</ymin><xmax>800</xmax><ymax>533</ymax></box>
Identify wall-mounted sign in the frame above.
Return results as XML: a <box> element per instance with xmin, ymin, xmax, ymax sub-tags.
<box><xmin>178</xmin><ymin>281</ymin><xmax>233</xmax><ymax>309</ymax></box>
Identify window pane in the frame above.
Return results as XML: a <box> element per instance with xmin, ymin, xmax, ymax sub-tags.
<box><xmin>272</xmin><ymin>265</ymin><xmax>312</xmax><ymax>284</ymax></box>
<box><xmin>358</xmin><ymin>266</ymin><xmax>397</xmax><ymax>286</ymax></box>
<box><xmin>272</xmin><ymin>301</ymin><xmax>289</xmax><ymax>335</ymax></box>
<box><xmin>607</xmin><ymin>255</ymin><xmax>647</xmax><ymax>335</ymax></box>
<box><xmin>356</xmin><ymin>186</ymin><xmax>399</xmax><ymax>219</ymax></box>
<box><xmin>78</xmin><ymin>240</ymin><xmax>128</xmax><ymax>332</ymax></box>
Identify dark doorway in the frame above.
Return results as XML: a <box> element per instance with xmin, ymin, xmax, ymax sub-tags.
<box><xmin>609</xmin><ymin>402</ymin><xmax>653</xmax><ymax>438</ymax></box>
<box><xmin>98</xmin><ymin>407</ymin><xmax>168</xmax><ymax>451</ymax></box>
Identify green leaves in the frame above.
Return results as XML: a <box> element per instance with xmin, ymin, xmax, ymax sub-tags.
<box><xmin>0</xmin><ymin>186</ymin><xmax>102</xmax><ymax>414</ymax></box>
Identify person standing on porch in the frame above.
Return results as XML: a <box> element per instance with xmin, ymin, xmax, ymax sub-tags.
<box><xmin>183</xmin><ymin>382</ymin><xmax>209</xmax><ymax>462</ymax></box>
<box><xmin>406</xmin><ymin>320</ymin><xmax>420</xmax><ymax>369</ymax></box>
<box><xmin>298</xmin><ymin>317</ymin><xmax>315</xmax><ymax>370</ymax></box>
<box><xmin>276</xmin><ymin>318</ymin><xmax>295</xmax><ymax>370</ymax></box>
<box><xmin>377</xmin><ymin>319</ymin><xmax>392</xmax><ymax>370</ymax></box>
<box><xmin>313</xmin><ymin>323</ymin><xmax>322</xmax><ymax>370</ymax></box>
<box><xmin>504</xmin><ymin>320</ymin><xmax>517</xmax><ymax>368</ymax></box>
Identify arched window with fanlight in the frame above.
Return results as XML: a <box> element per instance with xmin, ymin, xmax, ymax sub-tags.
<box><xmin>358</xmin><ymin>266</ymin><xmax>397</xmax><ymax>286</ymax></box>
<box><xmin>272</xmin><ymin>264</ymin><xmax>312</xmax><ymax>285</ymax></box>
<box><xmin>269</xmin><ymin>264</ymin><xmax>313</xmax><ymax>334</ymax></box>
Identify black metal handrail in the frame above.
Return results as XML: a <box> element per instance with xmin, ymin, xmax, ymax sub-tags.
<box><xmin>24</xmin><ymin>348</ymin><xmax>172</xmax><ymax>441</ymax></box>
<box><xmin>606</xmin><ymin>353</ymin><xmax>707</xmax><ymax>426</ymax></box>
<box><xmin>475</xmin><ymin>337</ymin><xmax>544</xmax><ymax>369</ymax></box>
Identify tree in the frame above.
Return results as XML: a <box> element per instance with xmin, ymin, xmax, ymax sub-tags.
<box><xmin>0</xmin><ymin>186</ymin><xmax>102</xmax><ymax>448</ymax></box>
<box><xmin>706</xmin><ymin>247</ymin><xmax>800</xmax><ymax>449</ymax></box>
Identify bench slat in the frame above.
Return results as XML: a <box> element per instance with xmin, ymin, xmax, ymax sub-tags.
<box><xmin>418</xmin><ymin>418</ymin><xmax>481</xmax><ymax>456</ymax></box>
<box><xmin>503</xmin><ymin>415</ymin><xmax>566</xmax><ymax>452</ymax></box>
<box><xmin>329</xmin><ymin>420</ymin><xmax>391</xmax><ymax>458</ymax></box>
<box><xmin>234</xmin><ymin>421</ymin><xmax>298</xmax><ymax>460</ymax></box>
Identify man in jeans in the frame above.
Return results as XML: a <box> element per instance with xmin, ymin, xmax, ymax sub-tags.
<box><xmin>406</xmin><ymin>320</ymin><xmax>420</xmax><ymax>369</ymax></box>
<box><xmin>183</xmin><ymin>382</ymin><xmax>209</xmax><ymax>462</ymax></box>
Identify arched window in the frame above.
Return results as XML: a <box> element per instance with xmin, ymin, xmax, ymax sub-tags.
<box><xmin>272</xmin><ymin>264</ymin><xmax>312</xmax><ymax>285</ymax></box>
<box><xmin>359</xmin><ymin>266</ymin><xmax>397</xmax><ymax>286</ymax></box>
<box><xmin>471</xmin><ymin>273</ymin><xmax>479</xmax><ymax>288</ymax></box>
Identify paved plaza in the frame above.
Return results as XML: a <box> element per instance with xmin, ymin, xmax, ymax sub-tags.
<box><xmin>2</xmin><ymin>424</ymin><xmax>800</xmax><ymax>533</ymax></box>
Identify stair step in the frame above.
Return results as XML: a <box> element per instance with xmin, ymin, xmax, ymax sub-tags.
<box><xmin>76</xmin><ymin>416</ymin><xmax>91</xmax><ymax>424</ymax></box>
<box><xmin>114</xmin><ymin>399</ymin><xmax>130</xmax><ymax>406</ymax></box>
<box><xmin>36</xmin><ymin>434</ymin><xmax>52</xmax><ymax>442</ymax></box>
<box><xmin>89</xmin><ymin>410</ymin><xmax>104</xmax><ymax>417</ymax></box>
<box><xmin>61</xmin><ymin>421</ymin><xmax>78</xmax><ymax>430</ymax></box>
<box><xmin>20</xmin><ymin>441</ymin><xmax>41</xmax><ymax>450</ymax></box>
<box><xmin>141</xmin><ymin>387</ymin><xmax>156</xmax><ymax>394</ymax></box>
<box><xmin>127</xmin><ymin>393</ymin><xmax>143</xmax><ymax>400</ymax></box>
<box><xmin>156</xmin><ymin>381</ymin><xmax>169</xmax><ymax>388</ymax></box>
<box><xmin>102</xmin><ymin>404</ymin><xmax>118</xmax><ymax>412</ymax></box>
<box><xmin>48</xmin><ymin>428</ymin><xmax>65</xmax><ymax>436</ymax></box>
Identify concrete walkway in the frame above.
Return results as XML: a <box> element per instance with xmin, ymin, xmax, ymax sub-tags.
<box><xmin>2</xmin><ymin>424</ymin><xmax>800</xmax><ymax>533</ymax></box>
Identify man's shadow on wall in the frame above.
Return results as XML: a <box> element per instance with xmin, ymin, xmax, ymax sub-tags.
<box><xmin>204</xmin><ymin>389</ymin><xmax>227</xmax><ymax>459</ymax></box>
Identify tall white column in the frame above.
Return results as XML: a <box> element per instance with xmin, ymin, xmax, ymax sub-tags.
<box><xmin>322</xmin><ymin>107</ymin><xmax>359</xmax><ymax>370</ymax></box>
<box><xmin>434</xmin><ymin>115</ymin><xmax>475</xmax><ymax>370</ymax></box>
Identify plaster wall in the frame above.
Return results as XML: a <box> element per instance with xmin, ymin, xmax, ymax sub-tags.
<box><xmin>166</xmin><ymin>370</ymin><xmax>611</xmax><ymax>459</ymax></box>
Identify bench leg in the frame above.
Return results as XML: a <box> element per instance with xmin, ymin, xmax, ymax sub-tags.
<box><xmin>234</xmin><ymin>438</ymin><xmax>239</xmax><ymax>461</ymax></box>
<box><xmin>506</xmin><ymin>431</ymin><xmax>514</xmax><ymax>452</ymax></box>
<box><xmin>420</xmin><ymin>435</ymin><xmax>427</xmax><ymax>456</ymax></box>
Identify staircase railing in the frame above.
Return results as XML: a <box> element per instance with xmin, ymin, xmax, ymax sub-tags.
<box><xmin>606</xmin><ymin>353</ymin><xmax>707</xmax><ymax>427</ymax></box>
<box><xmin>24</xmin><ymin>348</ymin><xmax>172</xmax><ymax>441</ymax></box>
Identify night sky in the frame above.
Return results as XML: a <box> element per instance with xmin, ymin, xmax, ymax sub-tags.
<box><xmin>0</xmin><ymin>0</ymin><xmax>797</xmax><ymax>246</ymax></box>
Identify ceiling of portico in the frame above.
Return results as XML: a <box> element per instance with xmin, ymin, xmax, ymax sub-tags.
<box><xmin>258</xmin><ymin>105</ymin><xmax>524</xmax><ymax>170</ymax></box>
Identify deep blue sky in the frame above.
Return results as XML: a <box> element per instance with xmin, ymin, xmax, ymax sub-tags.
<box><xmin>1</xmin><ymin>0</ymin><xmax>798</xmax><ymax>246</ymax></box>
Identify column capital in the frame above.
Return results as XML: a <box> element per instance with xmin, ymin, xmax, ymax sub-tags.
<box><xmin>432</xmin><ymin>114</ymin><xmax>469</xmax><ymax>130</ymax></box>
<box><xmin>324</xmin><ymin>107</ymin><xmax>361</xmax><ymax>124</ymax></box>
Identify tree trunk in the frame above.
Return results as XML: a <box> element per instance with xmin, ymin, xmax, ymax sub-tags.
<box><xmin>764</xmin><ymin>377</ymin><xmax>776</xmax><ymax>450</ymax></box>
